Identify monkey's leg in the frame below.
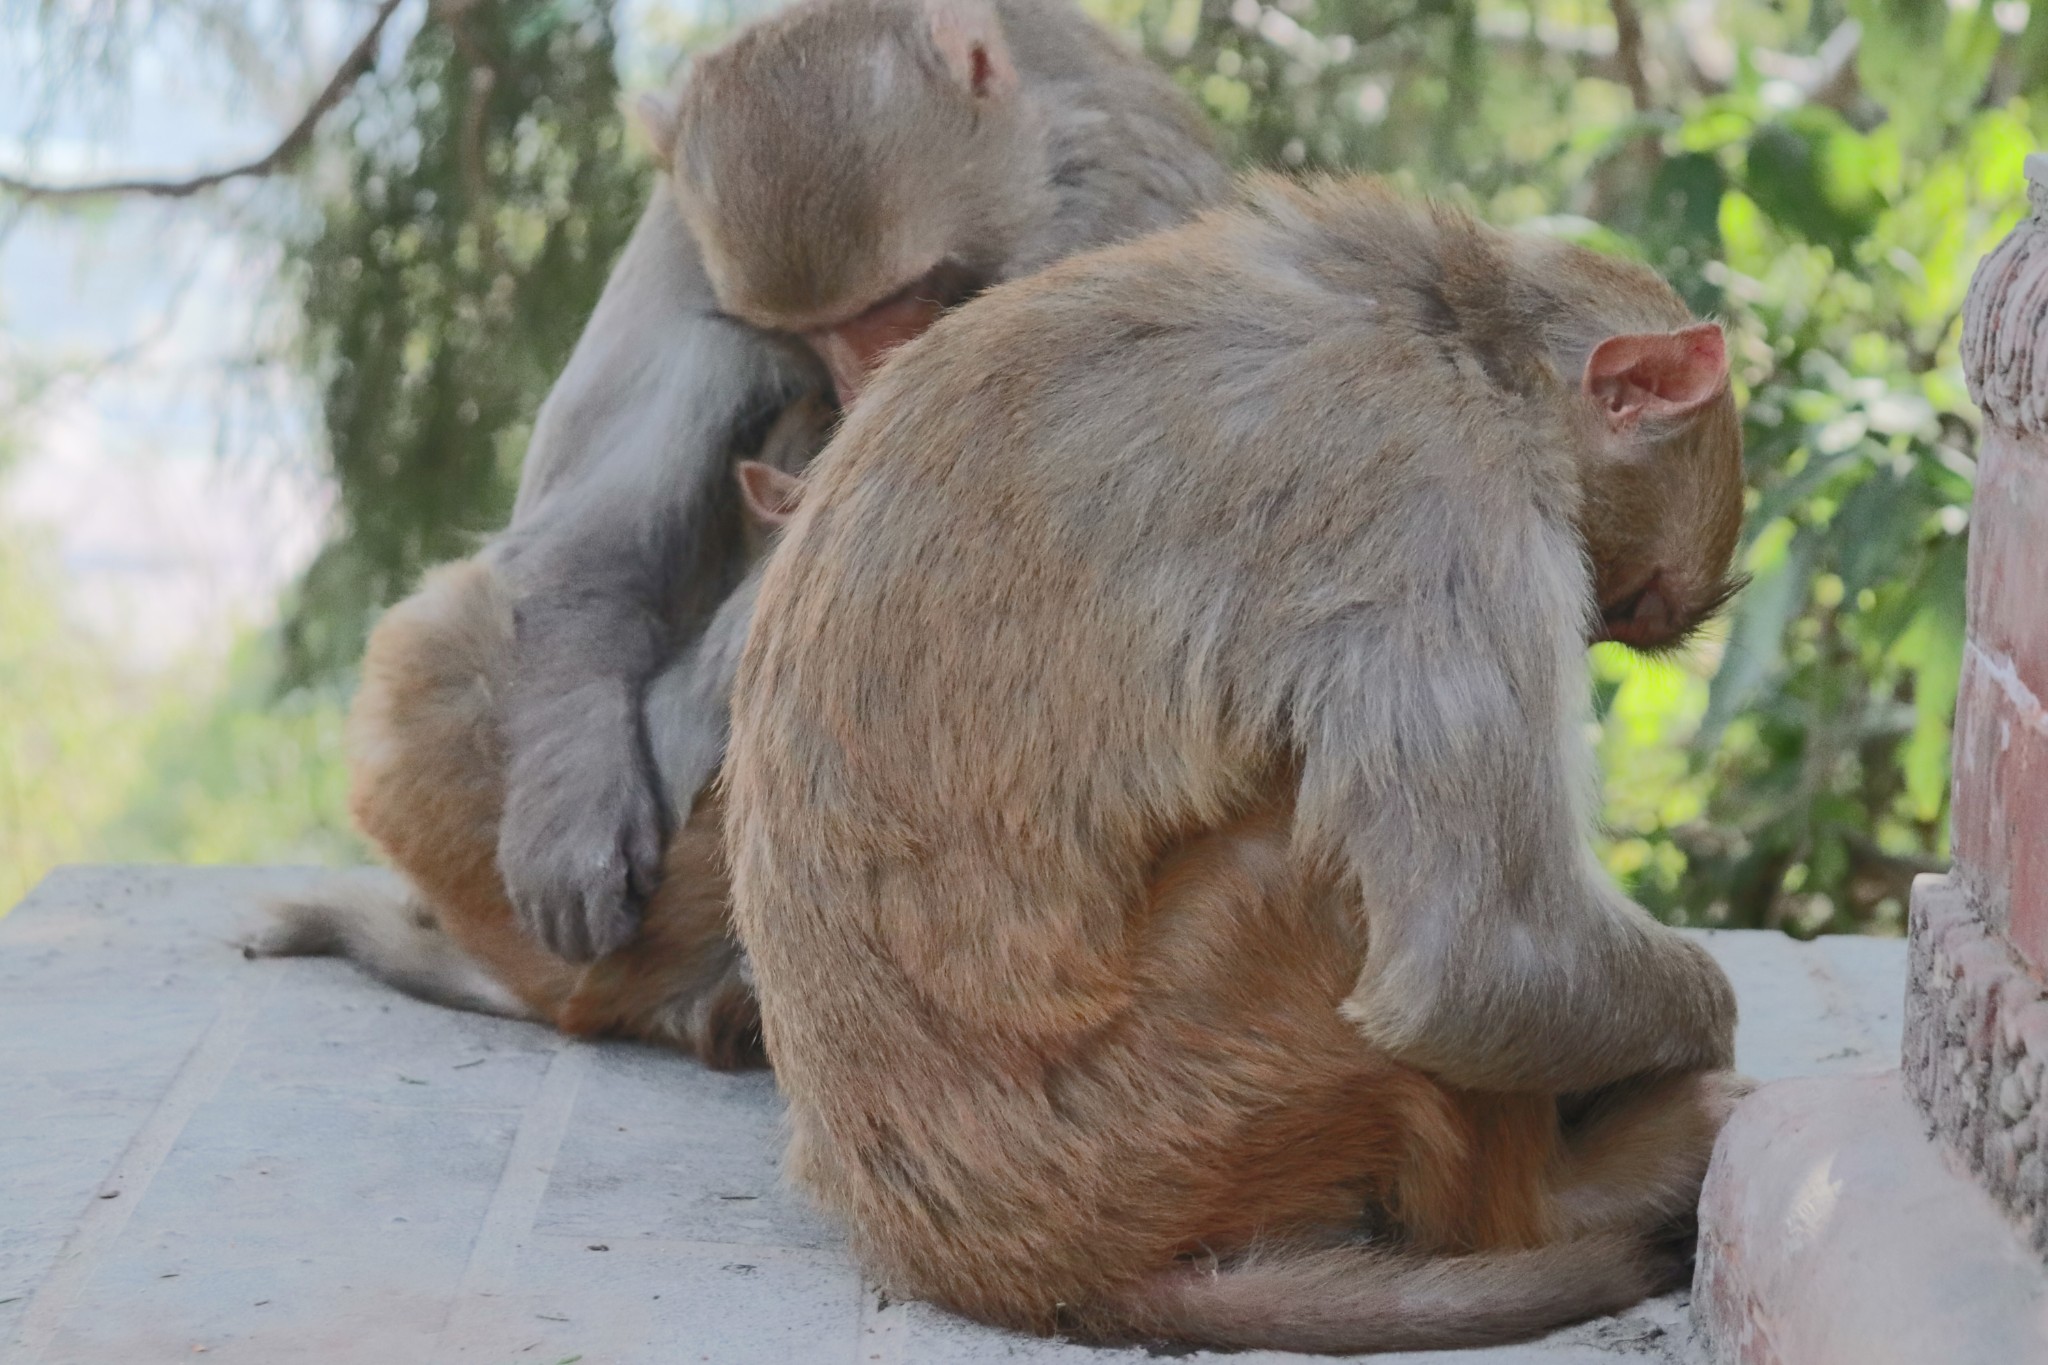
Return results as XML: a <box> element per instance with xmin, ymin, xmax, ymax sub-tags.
<box><xmin>1121</xmin><ymin>818</ymin><xmax>1568</xmax><ymax>1261</ymax></box>
<box><xmin>556</xmin><ymin>793</ymin><xmax>766</xmax><ymax>1070</ymax></box>
<box><xmin>1343</xmin><ymin>898</ymin><xmax>1736</xmax><ymax>1096</ymax></box>
<box><xmin>1547</xmin><ymin>1070</ymin><xmax>1753</xmax><ymax>1241</ymax></box>
<box><xmin>346</xmin><ymin>558</ymin><xmax>582</xmax><ymax>1019</ymax></box>
<box><xmin>347</xmin><ymin>558</ymin><xmax>765</xmax><ymax>1057</ymax></box>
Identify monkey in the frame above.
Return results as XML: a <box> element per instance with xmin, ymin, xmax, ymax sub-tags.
<box><xmin>502</xmin><ymin>0</ymin><xmax>1225</xmax><ymax>968</ymax></box>
<box><xmin>247</xmin><ymin>450</ymin><xmax>809</xmax><ymax>1068</ymax></box>
<box><xmin>248</xmin><ymin>0</ymin><xmax>1231</xmax><ymax>1053</ymax></box>
<box><xmin>721</xmin><ymin>175</ymin><xmax>1749</xmax><ymax>1350</ymax></box>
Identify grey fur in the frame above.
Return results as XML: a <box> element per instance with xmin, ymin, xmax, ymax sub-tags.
<box><xmin>487</xmin><ymin>193</ymin><xmax>820</xmax><ymax>963</ymax></box>
<box><xmin>644</xmin><ymin>571</ymin><xmax>760</xmax><ymax>822</ymax></box>
<box><xmin>490</xmin><ymin>0</ymin><xmax>1227</xmax><ymax>963</ymax></box>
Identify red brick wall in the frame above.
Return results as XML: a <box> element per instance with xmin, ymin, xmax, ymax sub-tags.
<box><xmin>1956</xmin><ymin>176</ymin><xmax>2048</xmax><ymax>980</ymax></box>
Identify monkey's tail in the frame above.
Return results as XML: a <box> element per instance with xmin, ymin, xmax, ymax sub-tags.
<box><xmin>1101</xmin><ymin>1232</ymin><xmax>1683</xmax><ymax>1354</ymax></box>
<box><xmin>243</xmin><ymin>876</ymin><xmax>538</xmax><ymax>1023</ymax></box>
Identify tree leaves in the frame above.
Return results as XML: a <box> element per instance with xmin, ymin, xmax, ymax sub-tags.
<box><xmin>1743</xmin><ymin>111</ymin><xmax>1885</xmax><ymax>259</ymax></box>
<box><xmin>281</xmin><ymin>0</ymin><xmax>647</xmax><ymax>683</ymax></box>
<box><xmin>1703</xmin><ymin>520</ymin><xmax>1817</xmax><ymax>746</ymax></box>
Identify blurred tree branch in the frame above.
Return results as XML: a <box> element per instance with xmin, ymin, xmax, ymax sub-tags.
<box><xmin>1608</xmin><ymin>0</ymin><xmax>1653</xmax><ymax>113</ymax></box>
<box><xmin>0</xmin><ymin>0</ymin><xmax>408</xmax><ymax>203</ymax></box>
<box><xmin>1678</xmin><ymin>17</ymin><xmax>1865</xmax><ymax>116</ymax></box>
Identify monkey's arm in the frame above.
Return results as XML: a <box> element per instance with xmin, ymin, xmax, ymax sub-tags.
<box><xmin>1286</xmin><ymin>512</ymin><xmax>1736</xmax><ymax>1094</ymax></box>
<box><xmin>643</xmin><ymin>569</ymin><xmax>760</xmax><ymax>824</ymax></box>
<box><xmin>494</xmin><ymin>186</ymin><xmax>818</xmax><ymax>961</ymax></box>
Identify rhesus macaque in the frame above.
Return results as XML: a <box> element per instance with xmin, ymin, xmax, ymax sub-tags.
<box><xmin>723</xmin><ymin>176</ymin><xmax>1749</xmax><ymax>1350</ymax></box>
<box><xmin>249</xmin><ymin>451</ymin><xmax>809</xmax><ymax>1067</ymax></box>
<box><xmin>249</xmin><ymin>0</ymin><xmax>1229</xmax><ymax>1059</ymax></box>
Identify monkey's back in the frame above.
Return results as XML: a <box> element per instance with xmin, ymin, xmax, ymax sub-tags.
<box><xmin>724</xmin><ymin>179</ymin><xmax>1612</xmax><ymax>1317</ymax></box>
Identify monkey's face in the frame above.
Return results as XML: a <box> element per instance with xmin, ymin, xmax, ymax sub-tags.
<box><xmin>667</xmin><ymin>0</ymin><xmax>1054</xmax><ymax>405</ymax></box>
<box><xmin>1575</xmin><ymin>325</ymin><xmax>1746</xmax><ymax>653</ymax></box>
<box><xmin>794</xmin><ymin>260</ymin><xmax>991</xmax><ymax>406</ymax></box>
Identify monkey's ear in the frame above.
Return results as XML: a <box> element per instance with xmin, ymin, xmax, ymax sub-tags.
<box><xmin>1582</xmin><ymin>322</ymin><xmax>1727</xmax><ymax>433</ymax></box>
<box><xmin>924</xmin><ymin>0</ymin><xmax>1019</xmax><ymax>100</ymax></box>
<box><xmin>736</xmin><ymin>460</ymin><xmax>804</xmax><ymax>529</ymax></box>
<box><xmin>631</xmin><ymin>91</ymin><xmax>682</xmax><ymax>161</ymax></box>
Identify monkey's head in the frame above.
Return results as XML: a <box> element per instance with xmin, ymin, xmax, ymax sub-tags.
<box><xmin>1534</xmin><ymin>248</ymin><xmax>1745</xmax><ymax>653</ymax></box>
<box><xmin>644</xmin><ymin>0</ymin><xmax>1055</xmax><ymax>406</ymax></box>
<box><xmin>1574</xmin><ymin>324</ymin><xmax>1743</xmax><ymax>653</ymax></box>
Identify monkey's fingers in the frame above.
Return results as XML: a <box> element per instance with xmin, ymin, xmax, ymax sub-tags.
<box><xmin>506</xmin><ymin>855</ymin><xmax>642</xmax><ymax>963</ymax></box>
<box><xmin>499</xmin><ymin>768</ymin><xmax>663</xmax><ymax>963</ymax></box>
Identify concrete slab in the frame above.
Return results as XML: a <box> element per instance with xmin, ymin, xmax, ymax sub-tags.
<box><xmin>0</xmin><ymin>868</ymin><xmax>1908</xmax><ymax>1364</ymax></box>
<box><xmin>1693</xmin><ymin>1073</ymin><xmax>2048</xmax><ymax>1365</ymax></box>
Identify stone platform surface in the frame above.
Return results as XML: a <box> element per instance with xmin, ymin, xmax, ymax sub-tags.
<box><xmin>1694</xmin><ymin>1072</ymin><xmax>2048</xmax><ymax>1365</ymax></box>
<box><xmin>0</xmin><ymin>867</ymin><xmax>1907</xmax><ymax>1365</ymax></box>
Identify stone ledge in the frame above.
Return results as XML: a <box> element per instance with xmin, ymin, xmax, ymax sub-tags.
<box><xmin>5</xmin><ymin>867</ymin><xmax>1913</xmax><ymax>1364</ymax></box>
<box><xmin>1692</xmin><ymin>1072</ymin><xmax>2048</xmax><ymax>1365</ymax></box>
<box><xmin>1904</xmin><ymin>872</ymin><xmax>2048</xmax><ymax>1257</ymax></box>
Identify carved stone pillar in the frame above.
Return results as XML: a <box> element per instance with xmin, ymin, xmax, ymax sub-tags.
<box><xmin>1905</xmin><ymin>154</ymin><xmax>2048</xmax><ymax>1253</ymax></box>
<box><xmin>1691</xmin><ymin>154</ymin><xmax>2048</xmax><ymax>1364</ymax></box>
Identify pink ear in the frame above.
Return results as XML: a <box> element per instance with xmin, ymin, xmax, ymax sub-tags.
<box><xmin>736</xmin><ymin>461</ymin><xmax>804</xmax><ymax>529</ymax></box>
<box><xmin>926</xmin><ymin>0</ymin><xmax>1017</xmax><ymax>99</ymax></box>
<box><xmin>1582</xmin><ymin>322</ymin><xmax>1728</xmax><ymax>432</ymax></box>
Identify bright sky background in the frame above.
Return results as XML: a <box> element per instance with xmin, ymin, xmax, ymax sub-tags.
<box><xmin>0</xmin><ymin>0</ymin><xmax>694</xmax><ymax>671</ymax></box>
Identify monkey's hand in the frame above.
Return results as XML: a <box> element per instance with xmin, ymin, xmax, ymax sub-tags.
<box><xmin>1344</xmin><ymin>912</ymin><xmax>1737</xmax><ymax>1093</ymax></box>
<box><xmin>497</xmin><ymin>691</ymin><xmax>666</xmax><ymax>962</ymax></box>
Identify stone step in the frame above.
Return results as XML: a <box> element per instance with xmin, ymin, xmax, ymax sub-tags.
<box><xmin>1694</xmin><ymin>1072</ymin><xmax>2048</xmax><ymax>1364</ymax></box>
<box><xmin>1</xmin><ymin>867</ymin><xmax>1908</xmax><ymax>1364</ymax></box>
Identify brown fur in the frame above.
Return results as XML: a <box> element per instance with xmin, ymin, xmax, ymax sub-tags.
<box><xmin>345</xmin><ymin>557</ymin><xmax>556</xmax><ymax>1014</ymax></box>
<box><xmin>723</xmin><ymin>176</ymin><xmax>1749</xmax><ymax>1348</ymax></box>
<box><xmin>247</xmin><ymin>418</ymin><xmax>817</xmax><ymax>1066</ymax></box>
<box><xmin>556</xmin><ymin>790</ymin><xmax>762</xmax><ymax>1069</ymax></box>
<box><xmin>253</xmin><ymin>555</ymin><xmax>762</xmax><ymax>1066</ymax></box>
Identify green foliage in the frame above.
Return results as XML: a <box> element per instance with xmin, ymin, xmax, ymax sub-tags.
<box><xmin>91</xmin><ymin>639</ymin><xmax>359</xmax><ymax>869</ymax></box>
<box><xmin>284</xmin><ymin>0</ymin><xmax>649</xmax><ymax>682</ymax></box>
<box><xmin>0</xmin><ymin>523</ymin><xmax>154</xmax><ymax>912</ymax></box>
<box><xmin>1620</xmin><ymin>57</ymin><xmax>2015</xmax><ymax>934</ymax></box>
<box><xmin>0</xmin><ymin>526</ymin><xmax>356</xmax><ymax>911</ymax></box>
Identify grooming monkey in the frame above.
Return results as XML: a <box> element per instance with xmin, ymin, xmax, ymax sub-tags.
<box><xmin>723</xmin><ymin>176</ymin><xmax>1748</xmax><ymax>1349</ymax></box>
<box><xmin>247</xmin><ymin>0</ymin><xmax>1230</xmax><ymax>1059</ymax></box>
